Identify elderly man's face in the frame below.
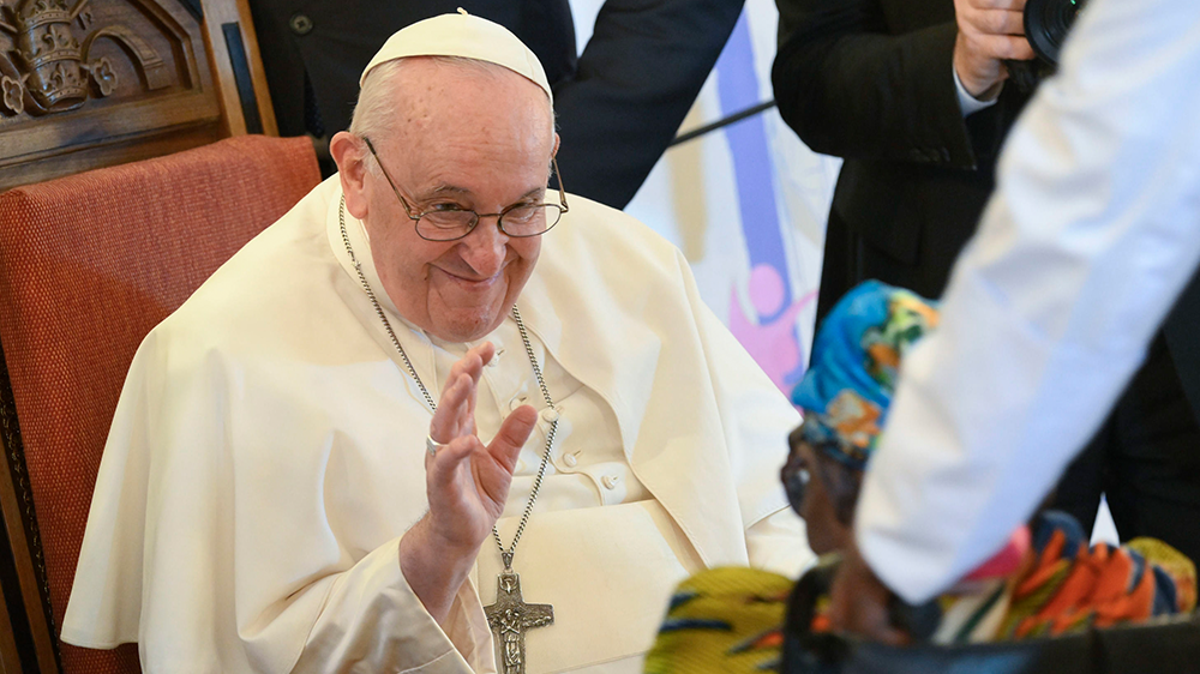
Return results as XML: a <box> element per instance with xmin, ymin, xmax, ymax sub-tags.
<box><xmin>347</xmin><ymin>60</ymin><xmax>556</xmax><ymax>342</ymax></box>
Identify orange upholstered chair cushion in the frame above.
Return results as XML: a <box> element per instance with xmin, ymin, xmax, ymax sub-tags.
<box><xmin>0</xmin><ymin>135</ymin><xmax>320</xmax><ymax>673</ymax></box>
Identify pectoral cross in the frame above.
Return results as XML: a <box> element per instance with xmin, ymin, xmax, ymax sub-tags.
<box><xmin>483</xmin><ymin>570</ymin><xmax>553</xmax><ymax>674</ymax></box>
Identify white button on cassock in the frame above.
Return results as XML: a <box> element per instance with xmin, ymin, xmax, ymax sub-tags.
<box><xmin>563</xmin><ymin>452</ymin><xmax>578</xmax><ymax>467</ymax></box>
<box><xmin>540</xmin><ymin>407</ymin><xmax>560</xmax><ymax>424</ymax></box>
<box><xmin>487</xmin><ymin>347</ymin><xmax>504</xmax><ymax>367</ymax></box>
<box><xmin>601</xmin><ymin>475</ymin><xmax>619</xmax><ymax>490</ymax></box>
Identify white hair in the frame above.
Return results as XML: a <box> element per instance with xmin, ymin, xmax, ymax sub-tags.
<box><xmin>348</xmin><ymin>56</ymin><xmax>555</xmax><ymax>175</ymax></box>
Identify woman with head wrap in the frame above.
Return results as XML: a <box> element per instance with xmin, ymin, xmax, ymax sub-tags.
<box><xmin>787</xmin><ymin>280</ymin><xmax>1195</xmax><ymax>643</ymax></box>
<box><xmin>646</xmin><ymin>281</ymin><xmax>1196</xmax><ymax>671</ymax></box>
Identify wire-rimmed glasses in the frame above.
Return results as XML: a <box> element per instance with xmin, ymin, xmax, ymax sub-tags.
<box><xmin>362</xmin><ymin>136</ymin><xmax>569</xmax><ymax>242</ymax></box>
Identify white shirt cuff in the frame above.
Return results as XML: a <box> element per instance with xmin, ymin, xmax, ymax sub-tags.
<box><xmin>955</xmin><ymin>66</ymin><xmax>1000</xmax><ymax>117</ymax></box>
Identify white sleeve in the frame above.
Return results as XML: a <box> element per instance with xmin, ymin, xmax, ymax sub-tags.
<box><xmin>855</xmin><ymin>0</ymin><xmax>1200</xmax><ymax>604</ymax></box>
<box><xmin>289</xmin><ymin>540</ymin><xmax>493</xmax><ymax>674</ymax></box>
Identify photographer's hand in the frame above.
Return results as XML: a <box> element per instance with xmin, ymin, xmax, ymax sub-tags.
<box><xmin>953</xmin><ymin>0</ymin><xmax>1036</xmax><ymax>98</ymax></box>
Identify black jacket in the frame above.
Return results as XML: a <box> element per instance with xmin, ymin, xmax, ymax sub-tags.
<box><xmin>247</xmin><ymin>0</ymin><xmax>745</xmax><ymax>209</ymax></box>
<box><xmin>772</xmin><ymin>0</ymin><xmax>1200</xmax><ymax>420</ymax></box>
<box><xmin>772</xmin><ymin>0</ymin><xmax>1028</xmax><ymax>303</ymax></box>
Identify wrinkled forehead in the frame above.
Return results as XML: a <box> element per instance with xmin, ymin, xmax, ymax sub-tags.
<box><xmin>379</xmin><ymin>59</ymin><xmax>555</xmax><ymax>148</ymax></box>
<box><xmin>381</xmin><ymin>56</ymin><xmax>552</xmax><ymax>115</ymax></box>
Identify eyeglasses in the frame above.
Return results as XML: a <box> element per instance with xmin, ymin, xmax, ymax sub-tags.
<box><xmin>782</xmin><ymin>425</ymin><xmax>856</xmax><ymax>517</ymax></box>
<box><xmin>362</xmin><ymin>136</ymin><xmax>569</xmax><ymax>242</ymax></box>
<box><xmin>783</xmin><ymin>427</ymin><xmax>814</xmax><ymax>514</ymax></box>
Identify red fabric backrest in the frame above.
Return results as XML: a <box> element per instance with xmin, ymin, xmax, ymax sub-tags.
<box><xmin>0</xmin><ymin>135</ymin><xmax>321</xmax><ymax>673</ymax></box>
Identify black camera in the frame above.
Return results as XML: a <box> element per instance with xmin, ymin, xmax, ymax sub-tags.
<box><xmin>1026</xmin><ymin>0</ymin><xmax>1087</xmax><ymax>65</ymax></box>
<box><xmin>1006</xmin><ymin>0</ymin><xmax>1087</xmax><ymax>92</ymax></box>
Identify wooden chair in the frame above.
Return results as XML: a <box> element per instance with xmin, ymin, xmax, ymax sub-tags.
<box><xmin>0</xmin><ymin>0</ymin><xmax>278</xmax><ymax>192</ymax></box>
<box><xmin>0</xmin><ymin>134</ymin><xmax>321</xmax><ymax>673</ymax></box>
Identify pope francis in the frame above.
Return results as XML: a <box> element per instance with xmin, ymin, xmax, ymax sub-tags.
<box><xmin>61</xmin><ymin>12</ymin><xmax>813</xmax><ymax>674</ymax></box>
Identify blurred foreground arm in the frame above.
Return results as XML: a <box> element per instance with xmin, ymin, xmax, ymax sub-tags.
<box><xmin>851</xmin><ymin>0</ymin><xmax>1200</xmax><ymax>606</ymax></box>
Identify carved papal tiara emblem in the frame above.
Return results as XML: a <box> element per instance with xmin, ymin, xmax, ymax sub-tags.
<box><xmin>0</xmin><ymin>0</ymin><xmax>169</xmax><ymax>116</ymax></box>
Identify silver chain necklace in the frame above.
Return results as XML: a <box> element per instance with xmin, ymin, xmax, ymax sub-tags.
<box><xmin>340</xmin><ymin>197</ymin><xmax>554</xmax><ymax>673</ymax></box>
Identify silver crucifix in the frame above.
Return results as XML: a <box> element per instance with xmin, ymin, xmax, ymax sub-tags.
<box><xmin>483</xmin><ymin>570</ymin><xmax>553</xmax><ymax>674</ymax></box>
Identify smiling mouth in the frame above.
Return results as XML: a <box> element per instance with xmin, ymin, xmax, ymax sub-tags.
<box><xmin>434</xmin><ymin>266</ymin><xmax>501</xmax><ymax>289</ymax></box>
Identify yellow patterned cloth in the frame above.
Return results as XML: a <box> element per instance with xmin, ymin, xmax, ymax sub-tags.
<box><xmin>645</xmin><ymin>567</ymin><xmax>792</xmax><ymax>673</ymax></box>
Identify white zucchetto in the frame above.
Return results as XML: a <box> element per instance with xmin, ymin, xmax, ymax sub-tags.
<box><xmin>359</xmin><ymin>9</ymin><xmax>553</xmax><ymax>104</ymax></box>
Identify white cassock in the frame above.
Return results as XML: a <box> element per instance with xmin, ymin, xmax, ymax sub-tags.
<box><xmin>61</xmin><ymin>177</ymin><xmax>813</xmax><ymax>673</ymax></box>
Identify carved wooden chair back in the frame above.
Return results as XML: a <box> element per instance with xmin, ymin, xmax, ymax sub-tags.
<box><xmin>0</xmin><ymin>0</ymin><xmax>277</xmax><ymax>192</ymax></box>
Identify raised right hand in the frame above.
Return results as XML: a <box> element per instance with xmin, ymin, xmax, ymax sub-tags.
<box><xmin>953</xmin><ymin>0</ymin><xmax>1037</xmax><ymax>99</ymax></box>
<box><xmin>424</xmin><ymin>342</ymin><xmax>539</xmax><ymax>554</ymax></box>
<box><xmin>398</xmin><ymin>342</ymin><xmax>539</xmax><ymax>622</ymax></box>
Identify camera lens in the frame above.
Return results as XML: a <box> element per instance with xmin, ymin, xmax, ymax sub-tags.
<box><xmin>1024</xmin><ymin>0</ymin><xmax>1087</xmax><ymax>65</ymax></box>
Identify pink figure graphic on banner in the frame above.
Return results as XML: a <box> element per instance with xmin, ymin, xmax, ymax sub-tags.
<box><xmin>729</xmin><ymin>264</ymin><xmax>816</xmax><ymax>395</ymax></box>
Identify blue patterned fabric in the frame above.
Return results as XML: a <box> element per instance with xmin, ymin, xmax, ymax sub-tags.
<box><xmin>791</xmin><ymin>280</ymin><xmax>939</xmax><ymax>468</ymax></box>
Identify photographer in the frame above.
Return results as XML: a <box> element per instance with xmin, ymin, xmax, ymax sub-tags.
<box><xmin>772</xmin><ymin>0</ymin><xmax>1200</xmax><ymax>569</ymax></box>
<box><xmin>771</xmin><ymin>0</ymin><xmax>1033</xmax><ymax>320</ymax></box>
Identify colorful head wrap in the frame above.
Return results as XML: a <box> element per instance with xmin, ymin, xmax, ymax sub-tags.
<box><xmin>791</xmin><ymin>280</ymin><xmax>939</xmax><ymax>469</ymax></box>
